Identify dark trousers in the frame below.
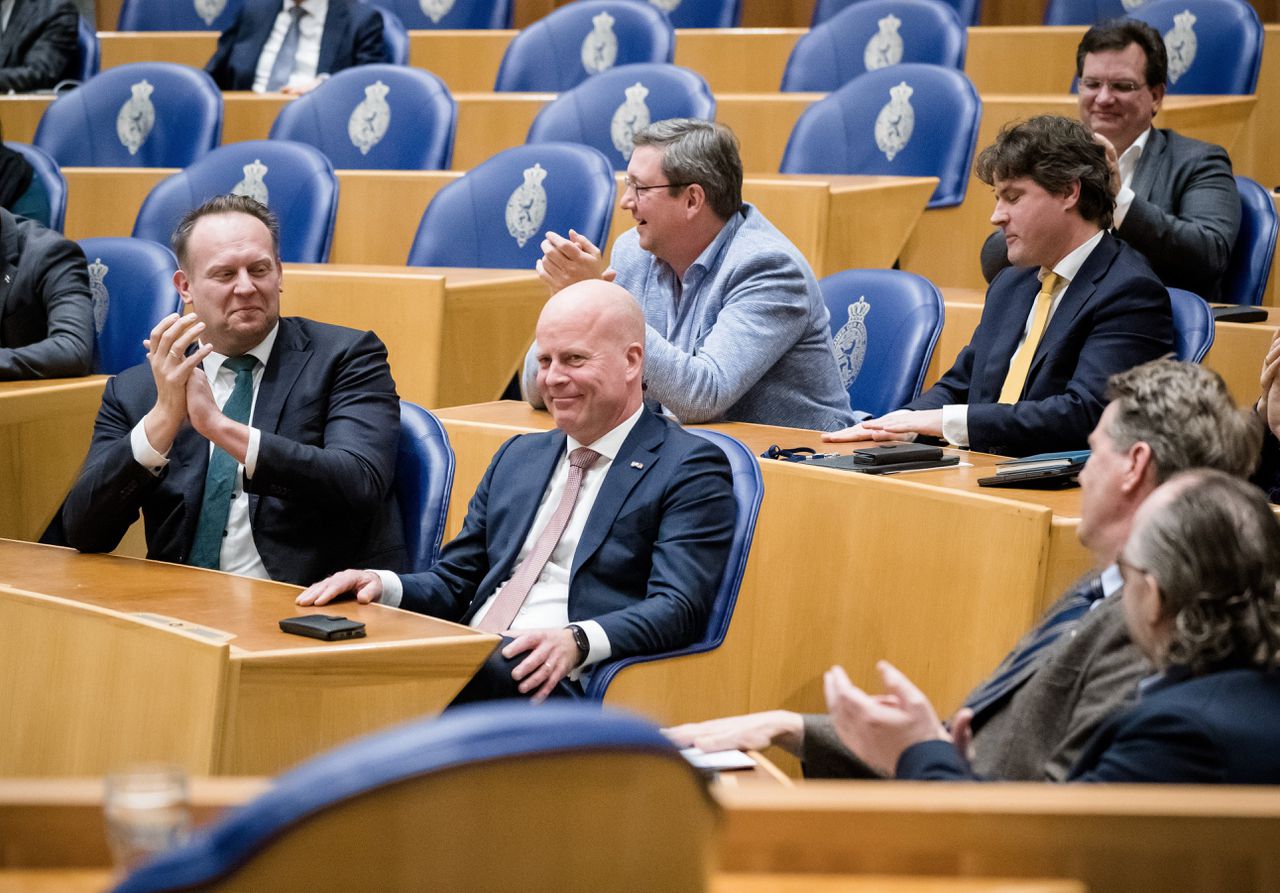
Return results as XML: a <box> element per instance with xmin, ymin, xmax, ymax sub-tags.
<box><xmin>447</xmin><ymin>636</ymin><xmax>583</xmax><ymax>706</ymax></box>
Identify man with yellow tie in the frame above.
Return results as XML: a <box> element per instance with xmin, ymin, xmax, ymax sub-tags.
<box><xmin>825</xmin><ymin>115</ymin><xmax>1173</xmax><ymax>457</ymax></box>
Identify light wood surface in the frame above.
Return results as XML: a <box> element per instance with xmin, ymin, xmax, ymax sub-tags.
<box><xmin>0</xmin><ymin>377</ymin><xmax>106</xmax><ymax>542</ymax></box>
<box><xmin>0</xmin><ymin>540</ymin><xmax>496</xmax><ymax>776</ymax></box>
<box><xmin>964</xmin><ymin>27</ymin><xmax>1084</xmax><ymax>94</ymax></box>
<box><xmin>716</xmin><ymin>782</ymin><xmax>1280</xmax><ymax>893</ymax></box>
<box><xmin>712</xmin><ymin>877</ymin><xmax>1085</xmax><ymax>893</ymax></box>
<box><xmin>899</xmin><ymin>95</ymin><xmax>1256</xmax><ymax>290</ymax></box>
<box><xmin>433</xmin><ymin>403</ymin><xmax>1091</xmax><ymax>731</ymax></box>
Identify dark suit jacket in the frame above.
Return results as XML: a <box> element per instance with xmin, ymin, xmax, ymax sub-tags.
<box><xmin>899</xmin><ymin>667</ymin><xmax>1280</xmax><ymax>784</ymax></box>
<box><xmin>802</xmin><ymin>590</ymin><xmax>1148</xmax><ymax>781</ymax></box>
<box><xmin>0</xmin><ymin>0</ymin><xmax>77</xmax><ymax>92</ymax></box>
<box><xmin>205</xmin><ymin>0</ymin><xmax>386</xmax><ymax>91</ymax></box>
<box><xmin>60</xmin><ymin>316</ymin><xmax>407</xmax><ymax>586</ymax></box>
<box><xmin>0</xmin><ymin>208</ymin><xmax>93</xmax><ymax>380</ymax></box>
<box><xmin>981</xmin><ymin>128</ymin><xmax>1240</xmax><ymax>302</ymax></box>
<box><xmin>907</xmin><ymin>232</ymin><xmax>1172</xmax><ymax>457</ymax></box>
<box><xmin>399</xmin><ymin>409</ymin><xmax>737</xmax><ymax>661</ymax></box>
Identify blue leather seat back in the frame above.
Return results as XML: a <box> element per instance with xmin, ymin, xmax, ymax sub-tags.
<box><xmin>584</xmin><ymin>428</ymin><xmax>762</xmax><ymax>700</ymax></box>
<box><xmin>375</xmin><ymin>7</ymin><xmax>410</xmax><ymax>65</ymax></box>
<box><xmin>78</xmin><ymin>237</ymin><xmax>182</xmax><ymax>375</ymax></box>
<box><xmin>34</xmin><ymin>63</ymin><xmax>222</xmax><ymax>168</ymax></box>
<box><xmin>814</xmin><ymin>0</ymin><xmax>979</xmax><ymax>26</ymax></box>
<box><xmin>396</xmin><ymin>401</ymin><xmax>455</xmax><ymax>573</ymax></box>
<box><xmin>1222</xmin><ymin>176</ymin><xmax>1279</xmax><ymax>307</ymax></box>
<box><xmin>1131</xmin><ymin>0</ymin><xmax>1262</xmax><ymax>94</ymax></box>
<box><xmin>1043</xmin><ymin>0</ymin><xmax>1134</xmax><ymax>25</ymax></box>
<box><xmin>363</xmin><ymin>0</ymin><xmax>513</xmax><ymax>28</ymax></box>
<box><xmin>1166</xmin><ymin>288</ymin><xmax>1215</xmax><ymax>363</ymax></box>
<box><xmin>495</xmin><ymin>0</ymin><xmax>675</xmax><ymax>93</ymax></box>
<box><xmin>117</xmin><ymin>0</ymin><xmax>245</xmax><ymax>30</ymax></box>
<box><xmin>527</xmin><ymin>63</ymin><xmax>714</xmax><ymax>170</ymax></box>
<box><xmin>408</xmin><ymin>142</ymin><xmax>615</xmax><ymax>269</ymax></box>
<box><xmin>133</xmin><ymin>140</ymin><xmax>338</xmax><ymax>263</ymax></box>
<box><xmin>75</xmin><ymin>14</ymin><xmax>99</xmax><ymax>82</ymax></box>
<box><xmin>616</xmin><ymin>0</ymin><xmax>740</xmax><ymax>27</ymax></box>
<box><xmin>780</xmin><ymin>63</ymin><xmax>981</xmax><ymax>208</ymax></box>
<box><xmin>820</xmin><ymin>268</ymin><xmax>944</xmax><ymax>417</ymax></box>
<box><xmin>269</xmin><ymin>65</ymin><xmax>456</xmax><ymax>170</ymax></box>
<box><xmin>784</xmin><ymin>0</ymin><xmax>966</xmax><ymax>92</ymax></box>
<box><xmin>4</xmin><ymin>141</ymin><xmax>67</xmax><ymax>232</ymax></box>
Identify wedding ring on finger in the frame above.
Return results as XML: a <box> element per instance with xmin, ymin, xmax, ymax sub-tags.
<box><xmin>169</xmin><ymin>350</ymin><xmax>182</xmax><ymax>361</ymax></box>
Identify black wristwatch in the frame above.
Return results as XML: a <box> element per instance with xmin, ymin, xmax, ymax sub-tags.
<box><xmin>567</xmin><ymin>623</ymin><xmax>590</xmax><ymax>666</ymax></box>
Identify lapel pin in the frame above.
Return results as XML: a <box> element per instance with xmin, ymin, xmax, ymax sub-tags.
<box><xmin>630</xmin><ymin>461</ymin><xmax>644</xmax><ymax>469</ymax></box>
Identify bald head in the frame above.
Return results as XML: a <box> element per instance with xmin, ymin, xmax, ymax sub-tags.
<box><xmin>534</xmin><ymin>280</ymin><xmax>646</xmax><ymax>444</ymax></box>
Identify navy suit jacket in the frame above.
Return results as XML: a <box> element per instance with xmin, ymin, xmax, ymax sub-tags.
<box><xmin>205</xmin><ymin>0</ymin><xmax>386</xmax><ymax>91</ymax></box>
<box><xmin>60</xmin><ymin>316</ymin><xmax>407</xmax><ymax>586</ymax></box>
<box><xmin>906</xmin><ymin>232</ymin><xmax>1173</xmax><ymax>457</ymax></box>
<box><xmin>898</xmin><ymin>667</ymin><xmax>1280</xmax><ymax>784</ymax></box>
<box><xmin>0</xmin><ymin>0</ymin><xmax>77</xmax><ymax>93</ymax></box>
<box><xmin>399</xmin><ymin>409</ymin><xmax>737</xmax><ymax>661</ymax></box>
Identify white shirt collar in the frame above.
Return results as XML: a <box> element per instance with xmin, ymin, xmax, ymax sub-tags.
<box><xmin>1117</xmin><ymin>127</ymin><xmax>1151</xmax><ymax>189</ymax></box>
<box><xmin>1100</xmin><ymin>563</ymin><xmax>1123</xmax><ymax>598</ymax></box>
<box><xmin>202</xmin><ymin>320</ymin><xmax>281</xmax><ymax>378</ymax></box>
<box><xmin>283</xmin><ymin>0</ymin><xmax>327</xmax><ymax>13</ymax></box>
<box><xmin>566</xmin><ymin>405</ymin><xmax>645</xmax><ymax>462</ymax></box>
<box><xmin>1042</xmin><ymin>229</ymin><xmax>1106</xmax><ymax>288</ymax></box>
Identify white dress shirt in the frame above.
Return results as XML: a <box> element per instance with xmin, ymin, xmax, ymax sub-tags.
<box><xmin>940</xmin><ymin>229</ymin><xmax>1106</xmax><ymax>448</ymax></box>
<box><xmin>252</xmin><ymin>0</ymin><xmax>328</xmax><ymax>93</ymax></box>
<box><xmin>0</xmin><ymin>0</ymin><xmax>15</xmax><ymax>32</ymax></box>
<box><xmin>130</xmin><ymin>323</ymin><xmax>280</xmax><ymax>579</ymax></box>
<box><xmin>376</xmin><ymin>406</ymin><xmax>646</xmax><ymax>670</ymax></box>
<box><xmin>1111</xmin><ymin>127</ymin><xmax>1151</xmax><ymax>231</ymax></box>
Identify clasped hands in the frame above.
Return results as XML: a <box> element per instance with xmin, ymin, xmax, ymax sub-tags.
<box><xmin>1258</xmin><ymin>328</ymin><xmax>1280</xmax><ymax>439</ymax></box>
<box><xmin>141</xmin><ymin>312</ymin><xmax>244</xmax><ymax>460</ymax></box>
<box><xmin>537</xmin><ymin>229</ymin><xmax>614</xmax><ymax>293</ymax></box>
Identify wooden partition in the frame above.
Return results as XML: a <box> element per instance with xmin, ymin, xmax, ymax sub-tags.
<box><xmin>0</xmin><ymin>540</ymin><xmax>495</xmax><ymax>777</ymax></box>
<box><xmin>434</xmin><ymin>403</ymin><xmax>1091</xmax><ymax>729</ymax></box>
<box><xmin>717</xmin><ymin>782</ymin><xmax>1280</xmax><ymax>893</ymax></box>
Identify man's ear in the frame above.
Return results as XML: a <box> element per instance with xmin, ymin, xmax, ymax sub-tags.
<box><xmin>684</xmin><ymin>183</ymin><xmax>706</xmax><ymax>218</ymax></box>
<box><xmin>1060</xmin><ymin>178</ymin><xmax>1083</xmax><ymax>212</ymax></box>
<box><xmin>173</xmin><ymin>269</ymin><xmax>192</xmax><ymax>307</ymax></box>
<box><xmin>1124</xmin><ymin>440</ymin><xmax>1156</xmax><ymax>494</ymax></box>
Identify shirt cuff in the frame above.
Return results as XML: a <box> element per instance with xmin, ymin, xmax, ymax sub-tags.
<box><xmin>130</xmin><ymin>420</ymin><xmax>170</xmax><ymax>474</ymax></box>
<box><xmin>577</xmin><ymin>619</ymin><xmax>611</xmax><ymax>668</ymax></box>
<box><xmin>243</xmin><ymin>427</ymin><xmax>261</xmax><ymax>479</ymax></box>
<box><xmin>372</xmin><ymin>569</ymin><xmax>404</xmax><ymax>608</ymax></box>
<box><xmin>941</xmin><ymin>404</ymin><xmax>969</xmax><ymax>448</ymax></box>
<box><xmin>1113</xmin><ymin>184</ymin><xmax>1136</xmax><ymax>229</ymax></box>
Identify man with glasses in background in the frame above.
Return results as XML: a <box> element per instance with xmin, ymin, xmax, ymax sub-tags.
<box><xmin>531</xmin><ymin>118</ymin><xmax>854</xmax><ymax>431</ymax></box>
<box><xmin>981</xmin><ymin>19</ymin><xmax>1240</xmax><ymax>302</ymax></box>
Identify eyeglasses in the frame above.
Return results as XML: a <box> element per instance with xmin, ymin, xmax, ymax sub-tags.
<box><xmin>1079</xmin><ymin>78</ymin><xmax>1148</xmax><ymax>95</ymax></box>
<box><xmin>623</xmin><ymin>176</ymin><xmax>691</xmax><ymax>197</ymax></box>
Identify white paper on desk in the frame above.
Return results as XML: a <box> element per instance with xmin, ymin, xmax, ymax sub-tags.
<box><xmin>680</xmin><ymin>747</ymin><xmax>757</xmax><ymax>771</ymax></box>
<box><xmin>881</xmin><ymin>460</ymin><xmax>973</xmax><ymax>475</ymax></box>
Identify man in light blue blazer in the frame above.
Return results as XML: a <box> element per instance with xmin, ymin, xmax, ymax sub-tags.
<box><xmin>300</xmin><ymin>279</ymin><xmax>736</xmax><ymax>703</ymax></box>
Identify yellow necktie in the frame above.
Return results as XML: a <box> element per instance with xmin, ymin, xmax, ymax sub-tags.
<box><xmin>998</xmin><ymin>271</ymin><xmax>1062</xmax><ymax>404</ymax></box>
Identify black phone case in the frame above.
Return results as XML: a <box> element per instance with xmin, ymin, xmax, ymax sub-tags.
<box><xmin>851</xmin><ymin>443</ymin><xmax>945</xmax><ymax>466</ymax></box>
<box><xmin>279</xmin><ymin>614</ymin><xmax>367</xmax><ymax>641</ymax></box>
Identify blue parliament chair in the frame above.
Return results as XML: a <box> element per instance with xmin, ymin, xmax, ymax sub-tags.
<box><xmin>363</xmin><ymin>0</ymin><xmax>513</xmax><ymax>29</ymax></box>
<box><xmin>3</xmin><ymin>141</ymin><xmax>67</xmax><ymax>232</ymax></box>
<box><xmin>77</xmin><ymin>237</ymin><xmax>182</xmax><ymax>376</ymax></box>
<box><xmin>779</xmin><ymin>63</ymin><xmax>981</xmax><ymax>208</ymax></box>
<box><xmin>494</xmin><ymin>0</ymin><xmax>675</xmax><ymax>93</ymax></box>
<box><xmin>1222</xmin><ymin>176</ymin><xmax>1279</xmax><ymax>307</ymax></box>
<box><xmin>133</xmin><ymin>140</ymin><xmax>338</xmax><ymax>263</ymax></box>
<box><xmin>111</xmin><ymin>702</ymin><xmax>718</xmax><ymax>892</ymax></box>
<box><xmin>814</xmin><ymin>0</ymin><xmax>979</xmax><ymax>27</ymax></box>
<box><xmin>1130</xmin><ymin>0</ymin><xmax>1262</xmax><ymax>94</ymax></box>
<box><xmin>1043</xmin><ymin>0</ymin><xmax>1141</xmax><ymax>25</ymax></box>
<box><xmin>818</xmin><ymin>269</ymin><xmax>944</xmax><ymax>418</ymax></box>
<box><xmin>34</xmin><ymin>63</ymin><xmax>222</xmax><ymax>168</ymax></box>
<box><xmin>783</xmin><ymin>0</ymin><xmax>966</xmax><ymax>93</ymax></box>
<box><xmin>1166</xmin><ymin>288</ymin><xmax>1215</xmax><ymax>364</ymax></box>
<box><xmin>618</xmin><ymin>0</ymin><xmax>740</xmax><ymax>28</ymax></box>
<box><xmin>526</xmin><ymin>63</ymin><xmax>714</xmax><ymax>169</ymax></box>
<box><xmin>375</xmin><ymin>6</ymin><xmax>410</xmax><ymax>65</ymax></box>
<box><xmin>407</xmin><ymin>142</ymin><xmax>615</xmax><ymax>269</ymax></box>
<box><xmin>73</xmin><ymin>14</ymin><xmax>100</xmax><ymax>84</ymax></box>
<box><xmin>395</xmin><ymin>401</ymin><xmax>455</xmax><ymax>573</ymax></box>
<box><xmin>583</xmin><ymin>428</ymin><xmax>762</xmax><ymax>702</ymax></box>
<box><xmin>268</xmin><ymin>65</ymin><xmax>455</xmax><ymax>170</ymax></box>
<box><xmin>117</xmin><ymin>0</ymin><xmax>245</xmax><ymax>30</ymax></box>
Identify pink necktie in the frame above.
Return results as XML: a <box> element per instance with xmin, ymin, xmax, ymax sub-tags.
<box><xmin>477</xmin><ymin>447</ymin><xmax>601</xmax><ymax>633</ymax></box>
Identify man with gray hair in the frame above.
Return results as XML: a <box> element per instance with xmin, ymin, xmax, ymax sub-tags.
<box><xmin>669</xmin><ymin>359</ymin><xmax>1262</xmax><ymax>781</ymax></box>
<box><xmin>533</xmin><ymin>118</ymin><xmax>854</xmax><ymax>430</ymax></box>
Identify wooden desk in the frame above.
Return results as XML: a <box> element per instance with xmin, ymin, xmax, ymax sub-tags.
<box><xmin>433</xmin><ymin>402</ymin><xmax>1091</xmax><ymax>728</ymax></box>
<box><xmin>0</xmin><ymin>377</ymin><xmax>107</xmax><ymax>543</ymax></box>
<box><xmin>934</xmin><ymin>290</ymin><xmax>1280</xmax><ymax>409</ymax></box>
<box><xmin>712</xmin><ymin>877</ymin><xmax>1084</xmax><ymax>893</ymax></box>
<box><xmin>0</xmin><ymin>540</ymin><xmax>496</xmax><ymax>776</ymax></box>
<box><xmin>716</xmin><ymin>782</ymin><xmax>1280</xmax><ymax>893</ymax></box>
<box><xmin>899</xmin><ymin>95</ymin><xmax>1256</xmax><ymax>290</ymax></box>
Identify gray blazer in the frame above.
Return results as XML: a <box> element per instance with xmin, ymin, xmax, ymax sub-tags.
<box><xmin>981</xmin><ymin>128</ymin><xmax>1240</xmax><ymax>302</ymax></box>
<box><xmin>802</xmin><ymin>592</ymin><xmax>1149</xmax><ymax>781</ymax></box>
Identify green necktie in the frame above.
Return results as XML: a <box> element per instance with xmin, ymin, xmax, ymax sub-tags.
<box><xmin>189</xmin><ymin>356</ymin><xmax>258</xmax><ymax>570</ymax></box>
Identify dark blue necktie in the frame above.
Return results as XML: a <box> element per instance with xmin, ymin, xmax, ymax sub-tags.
<box><xmin>265</xmin><ymin>4</ymin><xmax>305</xmax><ymax>92</ymax></box>
<box><xmin>189</xmin><ymin>356</ymin><xmax>257</xmax><ymax>570</ymax></box>
<box><xmin>963</xmin><ymin>573</ymin><xmax>1107</xmax><ymax>717</ymax></box>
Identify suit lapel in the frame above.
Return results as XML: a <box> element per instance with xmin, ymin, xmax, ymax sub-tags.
<box><xmin>571</xmin><ymin>411</ymin><xmax>664</xmax><ymax>577</ymax></box>
<box><xmin>1128</xmin><ymin>128</ymin><xmax>1165</xmax><ymax>205</ymax></box>
<box><xmin>497</xmin><ymin>430</ymin><xmax>566</xmax><ymax>575</ymax></box>
<box><xmin>316</xmin><ymin>0</ymin><xmax>348</xmax><ymax>74</ymax></box>
<box><xmin>1025</xmin><ymin>234</ymin><xmax>1116</xmax><ymax>381</ymax></box>
<box><xmin>245</xmin><ymin>319</ymin><xmax>308</xmax><ymax>519</ymax></box>
<box><xmin>0</xmin><ymin>3</ymin><xmax>35</xmax><ymax>61</ymax></box>
<box><xmin>978</xmin><ymin>269</ymin><xmax>1040</xmax><ymax>399</ymax></box>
